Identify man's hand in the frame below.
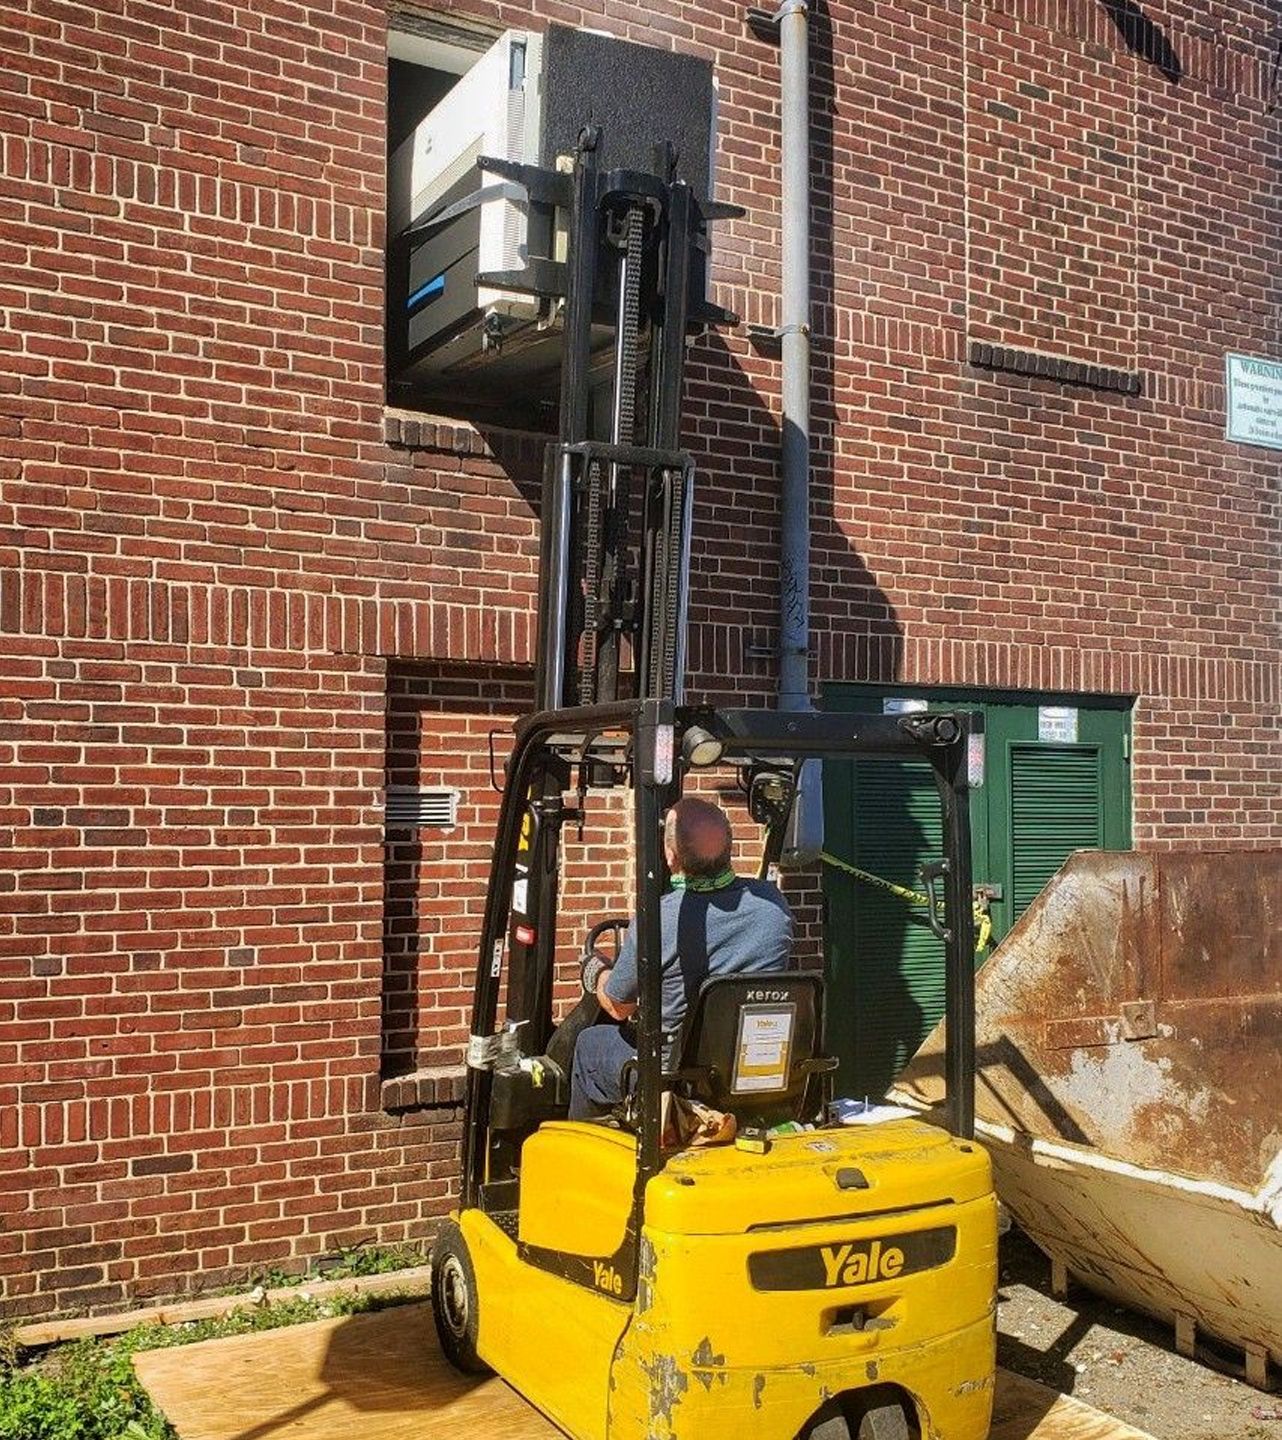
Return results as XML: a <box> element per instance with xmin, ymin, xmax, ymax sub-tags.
<box><xmin>580</xmin><ymin>950</ymin><xmax>635</xmax><ymax>1020</ymax></box>
<box><xmin>580</xmin><ymin>950</ymin><xmax>611</xmax><ymax>998</ymax></box>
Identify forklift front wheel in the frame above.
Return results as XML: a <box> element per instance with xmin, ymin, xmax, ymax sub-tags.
<box><xmin>430</xmin><ymin>1222</ymin><xmax>491</xmax><ymax>1376</ymax></box>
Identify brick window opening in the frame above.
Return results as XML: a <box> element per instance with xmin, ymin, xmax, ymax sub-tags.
<box><xmin>380</xmin><ymin>662</ymin><xmax>640</xmax><ymax>1088</ymax></box>
<box><xmin>379</xmin><ymin>669</ymin><xmax>819</xmax><ymax>1096</ymax></box>
<box><xmin>386</xmin><ymin>17</ymin><xmax>575</xmax><ymax>431</ymax></box>
<box><xmin>384</xmin><ymin>19</ymin><xmax>688</xmax><ymax>435</ymax></box>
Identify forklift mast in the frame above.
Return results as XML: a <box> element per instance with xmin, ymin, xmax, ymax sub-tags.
<box><xmin>461</xmin><ymin>108</ymin><xmax>977</xmax><ymax>1208</ymax></box>
<box><xmin>485</xmin><ymin>129</ymin><xmax>736</xmax><ymax>713</ymax></box>
<box><xmin>475</xmin><ymin>126</ymin><xmax>738</xmax><ymax>1073</ymax></box>
<box><xmin>435</xmin><ymin>55</ymin><xmax>990</xmax><ymax>1432</ymax></box>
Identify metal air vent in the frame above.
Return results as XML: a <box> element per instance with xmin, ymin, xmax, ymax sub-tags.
<box><xmin>385</xmin><ymin>786</ymin><xmax>460</xmax><ymax>830</ymax></box>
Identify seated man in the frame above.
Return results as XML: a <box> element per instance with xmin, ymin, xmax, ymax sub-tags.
<box><xmin>568</xmin><ymin>796</ymin><xmax>793</xmax><ymax>1120</ymax></box>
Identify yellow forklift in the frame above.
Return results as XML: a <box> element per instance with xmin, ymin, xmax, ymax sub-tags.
<box><xmin>432</xmin><ymin>699</ymin><xmax>996</xmax><ymax>1440</ymax></box>
<box><xmin>425</xmin><ymin>42</ymin><xmax>996</xmax><ymax>1438</ymax></box>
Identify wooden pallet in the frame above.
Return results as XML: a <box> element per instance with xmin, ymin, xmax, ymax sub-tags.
<box><xmin>134</xmin><ymin>1302</ymin><xmax>1156</xmax><ymax>1440</ymax></box>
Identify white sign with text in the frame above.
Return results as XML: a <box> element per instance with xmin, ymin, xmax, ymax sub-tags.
<box><xmin>1226</xmin><ymin>353</ymin><xmax>1282</xmax><ymax>451</ymax></box>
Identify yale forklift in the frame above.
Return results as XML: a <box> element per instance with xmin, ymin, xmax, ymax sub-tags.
<box><xmin>429</xmin><ymin>69</ymin><xmax>997</xmax><ymax>1440</ymax></box>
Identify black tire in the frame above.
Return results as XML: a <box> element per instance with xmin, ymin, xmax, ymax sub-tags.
<box><xmin>430</xmin><ymin>1221</ymin><xmax>491</xmax><ymax>1375</ymax></box>
<box><xmin>799</xmin><ymin>1392</ymin><xmax>916</xmax><ymax>1440</ymax></box>
<box><xmin>856</xmin><ymin>1404</ymin><xmax>912</xmax><ymax>1440</ymax></box>
<box><xmin>799</xmin><ymin>1401</ymin><xmax>852</xmax><ymax>1440</ymax></box>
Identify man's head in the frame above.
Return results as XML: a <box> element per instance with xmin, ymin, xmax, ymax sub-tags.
<box><xmin>664</xmin><ymin>797</ymin><xmax>733</xmax><ymax>880</ymax></box>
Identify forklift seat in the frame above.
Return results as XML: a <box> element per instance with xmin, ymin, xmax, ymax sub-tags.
<box><xmin>665</xmin><ymin>972</ymin><xmax>837</xmax><ymax>1124</ymax></box>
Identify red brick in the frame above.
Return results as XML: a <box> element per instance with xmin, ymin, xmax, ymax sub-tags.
<box><xmin>0</xmin><ymin>0</ymin><xmax>1277</xmax><ymax>1321</ymax></box>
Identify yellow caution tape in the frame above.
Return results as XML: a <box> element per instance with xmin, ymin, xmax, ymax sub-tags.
<box><xmin>820</xmin><ymin>851</ymin><xmax>992</xmax><ymax>953</ymax></box>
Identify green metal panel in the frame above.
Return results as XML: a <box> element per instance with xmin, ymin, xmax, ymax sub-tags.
<box><xmin>821</xmin><ymin>683</ymin><xmax>1132</xmax><ymax>1099</ymax></box>
<box><xmin>981</xmin><ymin>700</ymin><xmax>1131</xmax><ymax>943</ymax></box>
<box><xmin>1009</xmin><ymin>745</ymin><xmax>1103</xmax><ymax>912</ymax></box>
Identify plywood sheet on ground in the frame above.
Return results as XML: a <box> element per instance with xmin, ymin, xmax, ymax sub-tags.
<box><xmin>989</xmin><ymin>1370</ymin><xmax>1154</xmax><ymax>1440</ymax></box>
<box><xmin>134</xmin><ymin>1305</ymin><xmax>558</xmax><ymax>1440</ymax></box>
<box><xmin>135</xmin><ymin>1302</ymin><xmax>1155</xmax><ymax>1440</ymax></box>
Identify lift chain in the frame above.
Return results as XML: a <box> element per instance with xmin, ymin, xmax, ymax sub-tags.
<box><xmin>579</xmin><ymin>201</ymin><xmax>646</xmax><ymax>706</ymax></box>
<box><xmin>579</xmin><ymin>455</ymin><xmax>604</xmax><ymax>704</ymax></box>
<box><xmin>659</xmin><ymin>466</ymin><xmax>685</xmax><ymax>696</ymax></box>
<box><xmin>615</xmin><ymin>203</ymin><xmax>644</xmax><ymax>446</ymax></box>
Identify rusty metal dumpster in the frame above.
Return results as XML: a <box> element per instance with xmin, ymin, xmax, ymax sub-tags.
<box><xmin>896</xmin><ymin>849</ymin><xmax>1282</xmax><ymax>1387</ymax></box>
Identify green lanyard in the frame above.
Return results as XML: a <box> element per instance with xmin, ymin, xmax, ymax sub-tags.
<box><xmin>670</xmin><ymin>869</ymin><xmax>738</xmax><ymax>894</ymax></box>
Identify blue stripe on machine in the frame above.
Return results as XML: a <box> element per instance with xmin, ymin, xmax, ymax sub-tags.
<box><xmin>406</xmin><ymin>273</ymin><xmax>446</xmax><ymax>310</ymax></box>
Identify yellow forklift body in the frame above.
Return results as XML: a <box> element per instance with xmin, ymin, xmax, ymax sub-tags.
<box><xmin>463</xmin><ymin>1118</ymin><xmax>997</xmax><ymax>1440</ymax></box>
<box><xmin>464</xmin><ymin>1205</ymin><xmax>629</xmax><ymax>1440</ymax></box>
<box><xmin>518</xmin><ymin>1122</ymin><xmax>635</xmax><ymax>1256</ymax></box>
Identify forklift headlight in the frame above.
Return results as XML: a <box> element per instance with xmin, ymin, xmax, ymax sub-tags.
<box><xmin>681</xmin><ymin>725</ymin><xmax>724</xmax><ymax>768</ymax></box>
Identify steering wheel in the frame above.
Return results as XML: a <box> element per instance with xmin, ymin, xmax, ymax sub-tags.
<box><xmin>583</xmin><ymin>917</ymin><xmax>630</xmax><ymax>967</ymax></box>
<box><xmin>543</xmin><ymin>916</ymin><xmax>631</xmax><ymax>1072</ymax></box>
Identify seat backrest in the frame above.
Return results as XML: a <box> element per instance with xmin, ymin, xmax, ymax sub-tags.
<box><xmin>672</xmin><ymin>972</ymin><xmax>824</xmax><ymax>1123</ymax></box>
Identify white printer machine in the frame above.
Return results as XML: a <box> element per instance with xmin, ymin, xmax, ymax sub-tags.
<box><xmin>386</xmin><ymin>25</ymin><xmax>716</xmax><ymax>407</ymax></box>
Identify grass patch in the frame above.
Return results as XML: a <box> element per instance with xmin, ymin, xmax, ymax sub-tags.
<box><xmin>248</xmin><ymin>1240</ymin><xmax>426</xmax><ymax>1291</ymax></box>
<box><xmin>0</xmin><ymin>1287</ymin><xmax>418</xmax><ymax>1440</ymax></box>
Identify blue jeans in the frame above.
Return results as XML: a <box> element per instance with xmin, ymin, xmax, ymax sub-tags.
<box><xmin>569</xmin><ymin>1022</ymin><xmax>637</xmax><ymax>1120</ymax></box>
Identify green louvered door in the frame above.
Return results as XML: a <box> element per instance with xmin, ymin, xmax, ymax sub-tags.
<box><xmin>822</xmin><ymin>686</ymin><xmax>1131</xmax><ymax>1097</ymax></box>
<box><xmin>1008</xmin><ymin>746</ymin><xmax>1102</xmax><ymax>912</ymax></box>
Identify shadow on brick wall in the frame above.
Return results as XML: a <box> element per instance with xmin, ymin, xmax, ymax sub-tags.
<box><xmin>1098</xmin><ymin>0</ymin><xmax>1182</xmax><ymax>85</ymax></box>
<box><xmin>679</xmin><ymin>0</ymin><xmax>921</xmax><ymax>1097</ymax></box>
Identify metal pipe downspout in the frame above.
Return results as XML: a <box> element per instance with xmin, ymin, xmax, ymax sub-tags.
<box><xmin>778</xmin><ymin>0</ymin><xmax>810</xmax><ymax>718</ymax></box>
<box><xmin>776</xmin><ymin>0</ymin><xmax>823</xmax><ymax>862</ymax></box>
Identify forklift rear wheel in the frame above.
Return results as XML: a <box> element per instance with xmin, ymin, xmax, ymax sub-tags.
<box><xmin>799</xmin><ymin>1390</ymin><xmax>916</xmax><ymax>1440</ymax></box>
<box><xmin>430</xmin><ymin>1222</ymin><xmax>491</xmax><ymax>1375</ymax></box>
<box><xmin>855</xmin><ymin>1401</ymin><xmax>914</xmax><ymax>1440</ymax></box>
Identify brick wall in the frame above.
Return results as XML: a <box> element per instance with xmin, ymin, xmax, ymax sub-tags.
<box><xmin>382</xmin><ymin>662</ymin><xmax>533</xmax><ymax>1075</ymax></box>
<box><xmin>0</xmin><ymin>0</ymin><xmax>1278</xmax><ymax>1317</ymax></box>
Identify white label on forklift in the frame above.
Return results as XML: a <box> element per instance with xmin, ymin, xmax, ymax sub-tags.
<box><xmin>512</xmin><ymin>878</ymin><xmax>528</xmax><ymax>915</ymax></box>
<box><xmin>490</xmin><ymin>939</ymin><xmax>504</xmax><ymax>978</ymax></box>
<box><xmin>883</xmin><ymin>697</ymin><xmax>928</xmax><ymax>715</ymax></box>
<box><xmin>733</xmin><ymin>1004</ymin><xmax>795</xmax><ymax>1093</ymax></box>
<box><xmin>654</xmin><ymin>723</ymin><xmax>675</xmax><ymax>785</ymax></box>
<box><xmin>1038</xmin><ymin>706</ymin><xmax>1078</xmax><ymax>743</ymax></box>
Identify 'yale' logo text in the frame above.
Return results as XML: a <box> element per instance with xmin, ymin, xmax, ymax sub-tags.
<box><xmin>820</xmin><ymin>1240</ymin><xmax>905</xmax><ymax>1287</ymax></box>
<box><xmin>747</xmin><ymin>1223</ymin><xmax>955</xmax><ymax>1291</ymax></box>
<box><xmin>593</xmin><ymin>1260</ymin><xmax>623</xmax><ymax>1296</ymax></box>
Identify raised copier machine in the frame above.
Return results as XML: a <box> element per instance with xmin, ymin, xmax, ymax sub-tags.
<box><xmin>385</xmin><ymin>24</ymin><xmax>726</xmax><ymax>413</ymax></box>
